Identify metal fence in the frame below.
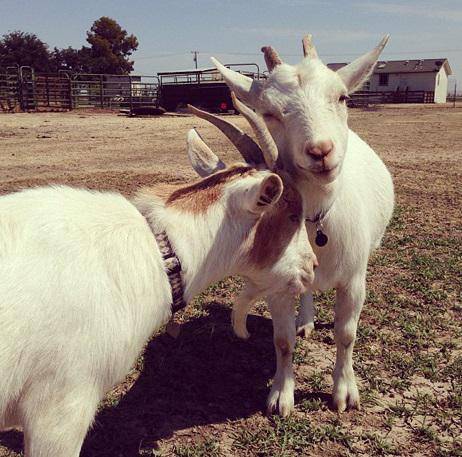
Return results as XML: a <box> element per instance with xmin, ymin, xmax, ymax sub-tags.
<box><xmin>349</xmin><ymin>90</ymin><xmax>435</xmax><ymax>107</ymax></box>
<box><xmin>0</xmin><ymin>66</ymin><xmax>160</xmax><ymax>113</ymax></box>
<box><xmin>0</xmin><ymin>66</ymin><xmax>440</xmax><ymax>113</ymax></box>
<box><xmin>0</xmin><ymin>66</ymin><xmax>21</xmax><ymax>111</ymax></box>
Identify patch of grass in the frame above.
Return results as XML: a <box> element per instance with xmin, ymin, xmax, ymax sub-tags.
<box><xmin>361</xmin><ymin>433</ymin><xmax>399</xmax><ymax>456</ymax></box>
<box><xmin>304</xmin><ymin>371</ymin><xmax>328</xmax><ymax>392</ymax></box>
<box><xmin>299</xmin><ymin>397</ymin><xmax>326</xmax><ymax>413</ymax></box>
<box><xmin>293</xmin><ymin>339</ymin><xmax>307</xmax><ymax>365</ymax></box>
<box><xmin>413</xmin><ymin>425</ymin><xmax>439</xmax><ymax>443</ymax></box>
<box><xmin>172</xmin><ymin>439</ymin><xmax>221</xmax><ymax>457</ymax></box>
<box><xmin>231</xmin><ymin>416</ymin><xmax>354</xmax><ymax>456</ymax></box>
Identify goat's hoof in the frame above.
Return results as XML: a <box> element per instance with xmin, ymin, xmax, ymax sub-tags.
<box><xmin>267</xmin><ymin>386</ymin><xmax>294</xmax><ymax>417</ymax></box>
<box><xmin>332</xmin><ymin>379</ymin><xmax>360</xmax><ymax>413</ymax></box>
<box><xmin>296</xmin><ymin>322</ymin><xmax>314</xmax><ymax>338</ymax></box>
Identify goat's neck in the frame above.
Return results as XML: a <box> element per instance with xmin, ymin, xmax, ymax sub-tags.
<box><xmin>144</xmin><ymin>201</ymin><xmax>251</xmax><ymax>303</ymax></box>
<box><xmin>297</xmin><ymin>173</ymin><xmax>344</xmax><ymax>219</ymax></box>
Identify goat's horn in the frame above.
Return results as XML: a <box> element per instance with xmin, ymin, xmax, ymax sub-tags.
<box><xmin>187</xmin><ymin>104</ymin><xmax>264</xmax><ymax>165</ymax></box>
<box><xmin>261</xmin><ymin>46</ymin><xmax>282</xmax><ymax>72</ymax></box>
<box><xmin>302</xmin><ymin>34</ymin><xmax>318</xmax><ymax>59</ymax></box>
<box><xmin>231</xmin><ymin>93</ymin><xmax>278</xmax><ymax>170</ymax></box>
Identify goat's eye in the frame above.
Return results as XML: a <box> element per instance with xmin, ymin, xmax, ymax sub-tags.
<box><xmin>339</xmin><ymin>94</ymin><xmax>349</xmax><ymax>103</ymax></box>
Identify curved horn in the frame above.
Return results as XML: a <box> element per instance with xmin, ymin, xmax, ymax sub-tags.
<box><xmin>302</xmin><ymin>34</ymin><xmax>318</xmax><ymax>59</ymax></box>
<box><xmin>231</xmin><ymin>93</ymin><xmax>278</xmax><ymax>170</ymax></box>
<box><xmin>261</xmin><ymin>46</ymin><xmax>282</xmax><ymax>72</ymax></box>
<box><xmin>187</xmin><ymin>104</ymin><xmax>264</xmax><ymax>165</ymax></box>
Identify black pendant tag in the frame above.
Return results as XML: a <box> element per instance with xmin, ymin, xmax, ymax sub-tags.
<box><xmin>315</xmin><ymin>229</ymin><xmax>328</xmax><ymax>247</ymax></box>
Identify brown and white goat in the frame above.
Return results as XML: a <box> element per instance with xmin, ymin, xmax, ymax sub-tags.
<box><xmin>0</xmin><ymin>114</ymin><xmax>315</xmax><ymax>456</ymax></box>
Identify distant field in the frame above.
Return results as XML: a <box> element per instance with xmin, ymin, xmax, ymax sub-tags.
<box><xmin>1</xmin><ymin>105</ymin><xmax>461</xmax><ymax>456</ymax></box>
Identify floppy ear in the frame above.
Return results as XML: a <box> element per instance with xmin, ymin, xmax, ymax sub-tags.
<box><xmin>211</xmin><ymin>57</ymin><xmax>262</xmax><ymax>107</ymax></box>
<box><xmin>186</xmin><ymin>129</ymin><xmax>226</xmax><ymax>177</ymax></box>
<box><xmin>337</xmin><ymin>35</ymin><xmax>389</xmax><ymax>93</ymax></box>
<box><xmin>249</xmin><ymin>173</ymin><xmax>283</xmax><ymax>214</ymax></box>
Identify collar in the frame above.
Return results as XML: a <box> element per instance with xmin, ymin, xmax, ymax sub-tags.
<box><xmin>141</xmin><ymin>212</ymin><xmax>187</xmax><ymax>314</ymax></box>
<box><xmin>304</xmin><ymin>200</ymin><xmax>335</xmax><ymax>248</ymax></box>
<box><xmin>305</xmin><ymin>200</ymin><xmax>334</xmax><ymax>225</ymax></box>
<box><xmin>153</xmin><ymin>230</ymin><xmax>187</xmax><ymax>314</ymax></box>
<box><xmin>305</xmin><ymin>210</ymin><xmax>324</xmax><ymax>225</ymax></box>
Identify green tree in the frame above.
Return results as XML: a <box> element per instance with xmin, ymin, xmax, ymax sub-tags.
<box><xmin>85</xmin><ymin>17</ymin><xmax>138</xmax><ymax>74</ymax></box>
<box><xmin>50</xmin><ymin>47</ymin><xmax>92</xmax><ymax>73</ymax></box>
<box><xmin>0</xmin><ymin>31</ymin><xmax>52</xmax><ymax>72</ymax></box>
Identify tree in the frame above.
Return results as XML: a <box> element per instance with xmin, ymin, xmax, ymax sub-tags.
<box><xmin>85</xmin><ymin>17</ymin><xmax>138</xmax><ymax>74</ymax></box>
<box><xmin>50</xmin><ymin>47</ymin><xmax>92</xmax><ymax>73</ymax></box>
<box><xmin>0</xmin><ymin>31</ymin><xmax>52</xmax><ymax>72</ymax></box>
<box><xmin>0</xmin><ymin>18</ymin><xmax>139</xmax><ymax>75</ymax></box>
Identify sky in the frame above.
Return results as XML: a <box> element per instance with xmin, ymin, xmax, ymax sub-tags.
<box><xmin>1</xmin><ymin>0</ymin><xmax>460</xmax><ymax>92</ymax></box>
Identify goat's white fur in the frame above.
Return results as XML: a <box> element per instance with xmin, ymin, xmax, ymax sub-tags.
<box><xmin>210</xmin><ymin>36</ymin><xmax>394</xmax><ymax>415</ymax></box>
<box><xmin>0</xmin><ymin>138</ymin><xmax>316</xmax><ymax>455</ymax></box>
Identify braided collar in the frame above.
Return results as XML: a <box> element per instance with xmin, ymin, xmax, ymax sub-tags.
<box><xmin>141</xmin><ymin>212</ymin><xmax>187</xmax><ymax>314</ymax></box>
<box><xmin>153</xmin><ymin>230</ymin><xmax>187</xmax><ymax>314</ymax></box>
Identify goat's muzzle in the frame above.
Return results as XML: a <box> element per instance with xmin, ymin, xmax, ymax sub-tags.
<box><xmin>304</xmin><ymin>139</ymin><xmax>333</xmax><ymax>161</ymax></box>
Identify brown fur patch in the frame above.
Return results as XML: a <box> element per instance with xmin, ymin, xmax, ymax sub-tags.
<box><xmin>275</xmin><ymin>337</ymin><xmax>291</xmax><ymax>357</ymax></box>
<box><xmin>245</xmin><ymin>181</ymin><xmax>304</xmax><ymax>268</ymax></box>
<box><xmin>165</xmin><ymin>164</ymin><xmax>255</xmax><ymax>213</ymax></box>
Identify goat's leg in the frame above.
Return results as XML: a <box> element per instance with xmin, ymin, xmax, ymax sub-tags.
<box><xmin>266</xmin><ymin>292</ymin><xmax>296</xmax><ymax>417</ymax></box>
<box><xmin>22</xmin><ymin>384</ymin><xmax>100</xmax><ymax>457</ymax></box>
<box><xmin>232</xmin><ymin>281</ymin><xmax>261</xmax><ymax>339</ymax></box>
<box><xmin>296</xmin><ymin>291</ymin><xmax>315</xmax><ymax>337</ymax></box>
<box><xmin>332</xmin><ymin>274</ymin><xmax>366</xmax><ymax>412</ymax></box>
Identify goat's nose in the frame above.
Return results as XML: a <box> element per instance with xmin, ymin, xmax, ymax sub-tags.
<box><xmin>305</xmin><ymin>140</ymin><xmax>334</xmax><ymax>160</ymax></box>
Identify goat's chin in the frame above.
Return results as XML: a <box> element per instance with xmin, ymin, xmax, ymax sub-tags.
<box><xmin>296</xmin><ymin>162</ymin><xmax>341</xmax><ymax>183</ymax></box>
<box><xmin>311</xmin><ymin>166</ymin><xmax>340</xmax><ymax>183</ymax></box>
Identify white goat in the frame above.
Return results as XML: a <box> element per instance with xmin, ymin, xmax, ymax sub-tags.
<box><xmin>0</xmin><ymin>127</ymin><xmax>316</xmax><ymax>456</ymax></box>
<box><xmin>192</xmin><ymin>36</ymin><xmax>394</xmax><ymax>415</ymax></box>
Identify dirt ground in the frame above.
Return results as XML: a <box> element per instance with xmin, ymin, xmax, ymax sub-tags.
<box><xmin>0</xmin><ymin>105</ymin><xmax>461</xmax><ymax>456</ymax></box>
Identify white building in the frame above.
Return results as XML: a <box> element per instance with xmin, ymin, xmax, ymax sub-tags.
<box><xmin>328</xmin><ymin>58</ymin><xmax>452</xmax><ymax>103</ymax></box>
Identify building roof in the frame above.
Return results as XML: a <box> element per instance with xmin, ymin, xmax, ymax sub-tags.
<box><xmin>327</xmin><ymin>58</ymin><xmax>452</xmax><ymax>75</ymax></box>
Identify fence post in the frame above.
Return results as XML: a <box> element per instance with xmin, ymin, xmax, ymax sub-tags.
<box><xmin>68</xmin><ymin>75</ymin><xmax>73</xmax><ymax>110</ymax></box>
<box><xmin>46</xmin><ymin>76</ymin><xmax>50</xmax><ymax>107</ymax></box>
<box><xmin>129</xmin><ymin>75</ymin><xmax>133</xmax><ymax>113</ymax></box>
<box><xmin>100</xmin><ymin>75</ymin><xmax>104</xmax><ymax>108</ymax></box>
<box><xmin>17</xmin><ymin>68</ymin><xmax>25</xmax><ymax>111</ymax></box>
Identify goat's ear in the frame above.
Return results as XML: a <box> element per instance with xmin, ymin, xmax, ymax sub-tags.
<box><xmin>187</xmin><ymin>129</ymin><xmax>226</xmax><ymax>177</ymax></box>
<box><xmin>337</xmin><ymin>35</ymin><xmax>389</xmax><ymax>93</ymax></box>
<box><xmin>211</xmin><ymin>57</ymin><xmax>261</xmax><ymax>107</ymax></box>
<box><xmin>250</xmin><ymin>173</ymin><xmax>283</xmax><ymax>213</ymax></box>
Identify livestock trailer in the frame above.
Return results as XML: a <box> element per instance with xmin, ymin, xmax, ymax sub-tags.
<box><xmin>157</xmin><ymin>64</ymin><xmax>263</xmax><ymax>112</ymax></box>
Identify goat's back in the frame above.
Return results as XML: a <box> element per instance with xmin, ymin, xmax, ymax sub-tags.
<box><xmin>0</xmin><ymin>186</ymin><xmax>171</xmax><ymax>427</ymax></box>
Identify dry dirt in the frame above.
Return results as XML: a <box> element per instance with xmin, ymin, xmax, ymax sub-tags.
<box><xmin>0</xmin><ymin>105</ymin><xmax>461</xmax><ymax>456</ymax></box>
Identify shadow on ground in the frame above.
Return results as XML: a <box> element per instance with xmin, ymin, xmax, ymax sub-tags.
<box><xmin>0</xmin><ymin>304</ymin><xmax>276</xmax><ymax>456</ymax></box>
